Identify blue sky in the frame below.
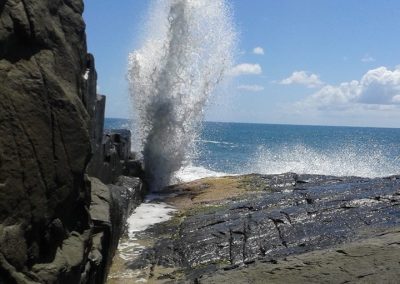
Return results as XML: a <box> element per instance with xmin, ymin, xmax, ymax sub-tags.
<box><xmin>84</xmin><ymin>0</ymin><xmax>400</xmax><ymax>128</ymax></box>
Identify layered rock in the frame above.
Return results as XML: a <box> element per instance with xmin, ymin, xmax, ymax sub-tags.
<box><xmin>117</xmin><ymin>174</ymin><xmax>400</xmax><ymax>283</ymax></box>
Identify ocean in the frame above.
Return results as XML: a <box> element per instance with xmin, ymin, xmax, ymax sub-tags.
<box><xmin>105</xmin><ymin>118</ymin><xmax>400</xmax><ymax>182</ymax></box>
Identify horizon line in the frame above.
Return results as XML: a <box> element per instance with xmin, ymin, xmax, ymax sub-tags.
<box><xmin>104</xmin><ymin>117</ymin><xmax>400</xmax><ymax>130</ymax></box>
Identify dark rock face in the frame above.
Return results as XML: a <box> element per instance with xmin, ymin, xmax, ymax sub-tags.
<box><xmin>0</xmin><ymin>1</ymin><xmax>145</xmax><ymax>283</ymax></box>
<box><xmin>137</xmin><ymin>174</ymin><xmax>400</xmax><ymax>281</ymax></box>
<box><xmin>0</xmin><ymin>0</ymin><xmax>91</xmax><ymax>282</ymax></box>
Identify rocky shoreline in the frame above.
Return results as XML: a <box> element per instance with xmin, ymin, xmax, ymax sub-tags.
<box><xmin>109</xmin><ymin>173</ymin><xmax>400</xmax><ymax>283</ymax></box>
<box><xmin>1</xmin><ymin>1</ymin><xmax>400</xmax><ymax>283</ymax></box>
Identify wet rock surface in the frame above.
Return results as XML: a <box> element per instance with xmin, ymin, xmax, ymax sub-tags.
<box><xmin>118</xmin><ymin>173</ymin><xmax>400</xmax><ymax>283</ymax></box>
<box><xmin>202</xmin><ymin>228</ymin><xmax>400</xmax><ymax>284</ymax></box>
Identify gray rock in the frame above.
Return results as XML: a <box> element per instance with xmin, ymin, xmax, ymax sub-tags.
<box><xmin>104</xmin><ymin>129</ymin><xmax>132</xmax><ymax>164</ymax></box>
<box><xmin>124</xmin><ymin>159</ymin><xmax>146</xmax><ymax>181</ymax></box>
<box><xmin>94</xmin><ymin>95</ymin><xmax>106</xmax><ymax>146</ymax></box>
<box><xmin>88</xmin><ymin>177</ymin><xmax>144</xmax><ymax>283</ymax></box>
<box><xmin>131</xmin><ymin>173</ymin><xmax>400</xmax><ymax>282</ymax></box>
<box><xmin>0</xmin><ymin>1</ymin><xmax>146</xmax><ymax>283</ymax></box>
<box><xmin>88</xmin><ymin>176</ymin><xmax>145</xmax><ymax>284</ymax></box>
<box><xmin>90</xmin><ymin>178</ymin><xmax>112</xmax><ymax>226</ymax></box>
<box><xmin>0</xmin><ymin>0</ymin><xmax>92</xmax><ymax>282</ymax></box>
<box><xmin>87</xmin><ymin>128</ymin><xmax>138</xmax><ymax>184</ymax></box>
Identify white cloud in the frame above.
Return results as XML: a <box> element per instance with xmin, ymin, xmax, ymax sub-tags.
<box><xmin>359</xmin><ymin>67</ymin><xmax>400</xmax><ymax>103</ymax></box>
<box><xmin>253</xmin><ymin>47</ymin><xmax>264</xmax><ymax>55</ymax></box>
<box><xmin>297</xmin><ymin>66</ymin><xmax>400</xmax><ymax>111</ymax></box>
<box><xmin>228</xmin><ymin>63</ymin><xmax>262</xmax><ymax>76</ymax></box>
<box><xmin>299</xmin><ymin>81</ymin><xmax>360</xmax><ymax>110</ymax></box>
<box><xmin>237</xmin><ymin>85</ymin><xmax>265</xmax><ymax>92</ymax></box>
<box><xmin>361</xmin><ymin>54</ymin><xmax>375</xmax><ymax>63</ymax></box>
<box><xmin>280</xmin><ymin>71</ymin><xmax>324</xmax><ymax>88</ymax></box>
<box><xmin>392</xmin><ymin>95</ymin><xmax>400</xmax><ymax>103</ymax></box>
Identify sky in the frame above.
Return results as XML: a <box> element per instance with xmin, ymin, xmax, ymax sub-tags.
<box><xmin>84</xmin><ymin>0</ymin><xmax>400</xmax><ymax>128</ymax></box>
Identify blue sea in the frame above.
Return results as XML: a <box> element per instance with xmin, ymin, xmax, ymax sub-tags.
<box><xmin>105</xmin><ymin>118</ymin><xmax>400</xmax><ymax>182</ymax></box>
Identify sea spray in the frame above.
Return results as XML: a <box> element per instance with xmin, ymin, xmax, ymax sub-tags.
<box><xmin>128</xmin><ymin>0</ymin><xmax>236</xmax><ymax>190</ymax></box>
<box><xmin>249</xmin><ymin>144</ymin><xmax>400</xmax><ymax>178</ymax></box>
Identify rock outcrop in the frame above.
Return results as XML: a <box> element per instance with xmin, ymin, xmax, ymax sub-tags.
<box><xmin>88</xmin><ymin>129</ymin><xmax>138</xmax><ymax>185</ymax></box>
<box><xmin>114</xmin><ymin>173</ymin><xmax>400</xmax><ymax>283</ymax></box>
<box><xmin>0</xmin><ymin>1</ymin><xmax>145</xmax><ymax>283</ymax></box>
<box><xmin>88</xmin><ymin>176</ymin><xmax>144</xmax><ymax>284</ymax></box>
<box><xmin>0</xmin><ymin>0</ymin><xmax>91</xmax><ymax>282</ymax></box>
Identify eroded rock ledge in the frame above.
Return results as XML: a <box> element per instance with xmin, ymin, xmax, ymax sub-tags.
<box><xmin>114</xmin><ymin>173</ymin><xmax>400</xmax><ymax>283</ymax></box>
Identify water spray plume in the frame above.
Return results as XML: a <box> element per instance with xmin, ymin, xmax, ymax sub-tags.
<box><xmin>128</xmin><ymin>0</ymin><xmax>236</xmax><ymax>191</ymax></box>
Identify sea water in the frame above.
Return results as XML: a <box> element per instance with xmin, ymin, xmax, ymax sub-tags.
<box><xmin>106</xmin><ymin>118</ymin><xmax>400</xmax><ymax>181</ymax></box>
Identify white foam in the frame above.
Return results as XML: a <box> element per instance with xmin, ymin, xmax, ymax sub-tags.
<box><xmin>196</xmin><ymin>139</ymin><xmax>236</xmax><ymax>146</ymax></box>
<box><xmin>126</xmin><ymin>202</ymin><xmax>176</xmax><ymax>235</ymax></box>
<box><xmin>173</xmin><ymin>164</ymin><xmax>229</xmax><ymax>183</ymax></box>
<box><xmin>118</xmin><ymin>200</ymin><xmax>177</xmax><ymax>260</ymax></box>
<box><xmin>83</xmin><ymin>69</ymin><xmax>90</xmax><ymax>80</ymax></box>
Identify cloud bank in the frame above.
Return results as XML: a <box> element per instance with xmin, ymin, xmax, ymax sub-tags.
<box><xmin>297</xmin><ymin>66</ymin><xmax>400</xmax><ymax>111</ymax></box>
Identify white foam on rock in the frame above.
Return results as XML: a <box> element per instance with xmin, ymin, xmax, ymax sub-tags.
<box><xmin>118</xmin><ymin>199</ymin><xmax>177</xmax><ymax>261</ymax></box>
<box><xmin>173</xmin><ymin>164</ymin><xmax>229</xmax><ymax>183</ymax></box>
<box><xmin>127</xmin><ymin>202</ymin><xmax>176</xmax><ymax>236</ymax></box>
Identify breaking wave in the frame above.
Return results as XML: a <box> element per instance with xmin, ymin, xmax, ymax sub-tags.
<box><xmin>249</xmin><ymin>144</ymin><xmax>400</xmax><ymax>178</ymax></box>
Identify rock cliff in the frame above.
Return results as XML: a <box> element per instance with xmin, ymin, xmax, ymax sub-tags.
<box><xmin>0</xmin><ymin>1</ymin><xmax>144</xmax><ymax>283</ymax></box>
